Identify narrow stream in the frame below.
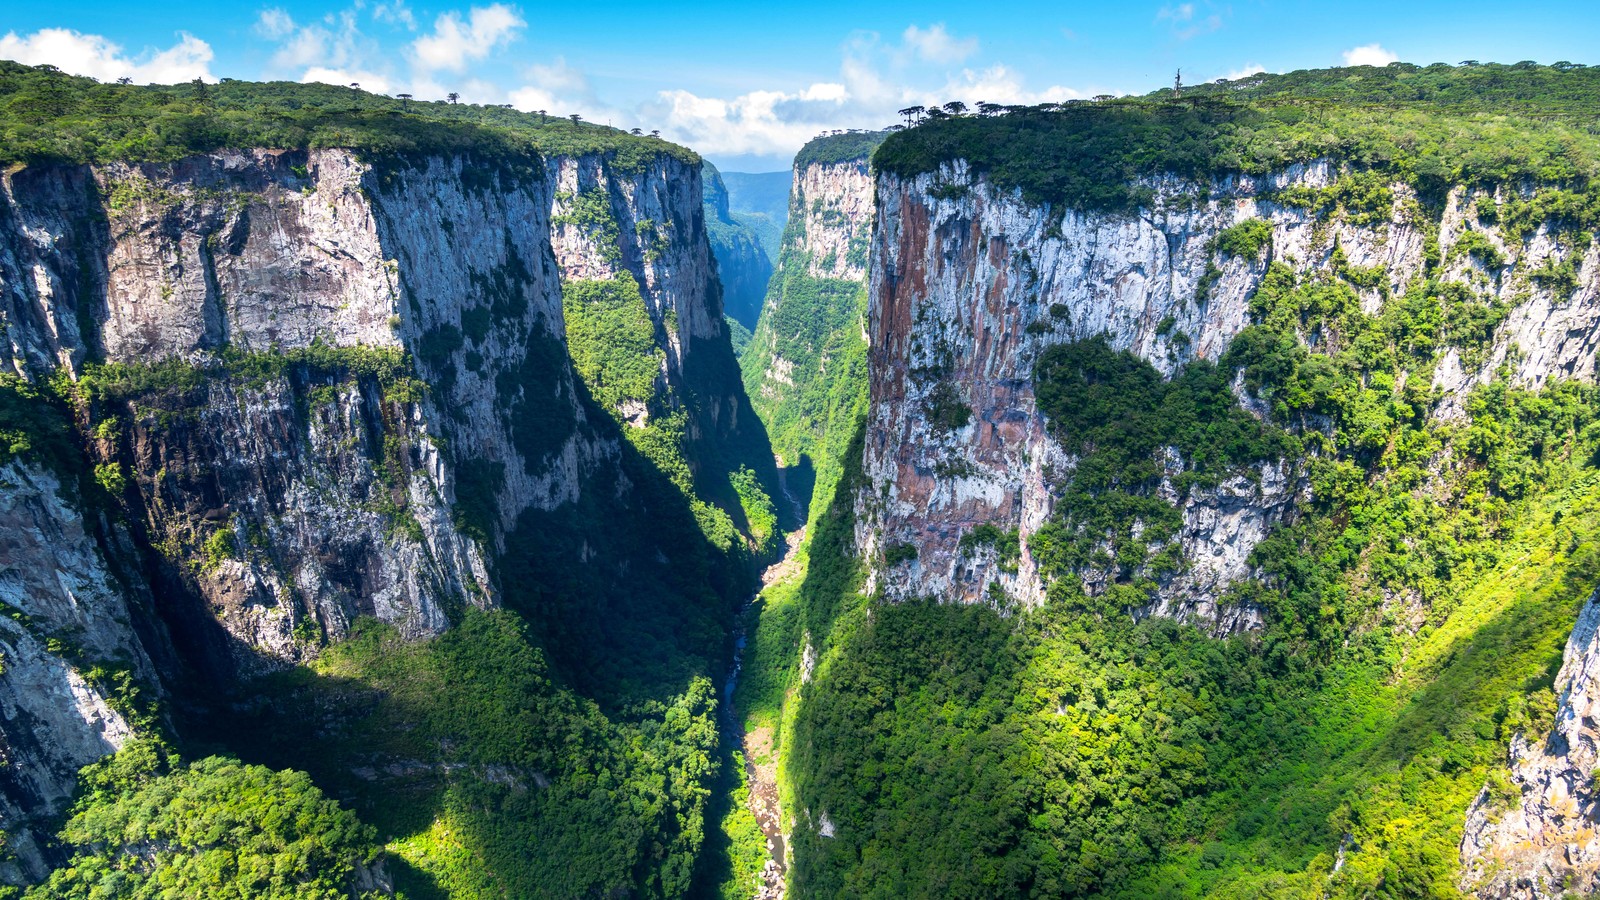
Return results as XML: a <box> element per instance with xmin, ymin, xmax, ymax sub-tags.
<box><xmin>721</xmin><ymin>473</ymin><xmax>806</xmax><ymax>898</ymax></box>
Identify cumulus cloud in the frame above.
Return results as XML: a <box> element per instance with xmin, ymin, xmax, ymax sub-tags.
<box><xmin>252</xmin><ymin>2</ymin><xmax>519</xmax><ymax>102</ymax></box>
<box><xmin>1156</xmin><ymin>2</ymin><xmax>1224</xmax><ymax>40</ymax></box>
<box><xmin>301</xmin><ymin>67</ymin><xmax>393</xmax><ymax>94</ymax></box>
<box><xmin>0</xmin><ymin>28</ymin><xmax>213</xmax><ymax>84</ymax></box>
<box><xmin>901</xmin><ymin>24</ymin><xmax>978</xmax><ymax>65</ymax></box>
<box><xmin>262</xmin><ymin>8</ymin><xmax>376</xmax><ymax>75</ymax></box>
<box><xmin>1343</xmin><ymin>43</ymin><xmax>1399</xmax><ymax>67</ymax></box>
<box><xmin>509</xmin><ymin>58</ymin><xmax>626</xmax><ymax>124</ymax></box>
<box><xmin>255</xmin><ymin>9</ymin><xmax>297</xmax><ymax>41</ymax></box>
<box><xmin>412</xmin><ymin>4</ymin><xmax>524</xmax><ymax>73</ymax></box>
<box><xmin>372</xmin><ymin>2</ymin><xmax>418</xmax><ymax>30</ymax></box>
<box><xmin>1221</xmin><ymin>63</ymin><xmax>1266</xmax><ymax>81</ymax></box>
<box><xmin>632</xmin><ymin>35</ymin><xmax>1089</xmax><ymax>162</ymax></box>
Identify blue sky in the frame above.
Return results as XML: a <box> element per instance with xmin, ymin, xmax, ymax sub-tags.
<box><xmin>3</xmin><ymin>1</ymin><xmax>1597</xmax><ymax>170</ymax></box>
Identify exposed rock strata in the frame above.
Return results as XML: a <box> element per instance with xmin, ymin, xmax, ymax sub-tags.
<box><xmin>858</xmin><ymin>160</ymin><xmax>1600</xmax><ymax>630</ymax></box>
<box><xmin>1461</xmin><ymin>588</ymin><xmax>1600</xmax><ymax>898</ymax></box>
<box><xmin>0</xmin><ymin>462</ymin><xmax>150</xmax><ymax>882</ymax></box>
<box><xmin>0</xmin><ymin>142</ymin><xmax>764</xmax><ymax>884</ymax></box>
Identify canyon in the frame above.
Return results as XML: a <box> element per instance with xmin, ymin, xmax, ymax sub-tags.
<box><xmin>4</xmin><ymin>61</ymin><xmax>1600</xmax><ymax>900</ymax></box>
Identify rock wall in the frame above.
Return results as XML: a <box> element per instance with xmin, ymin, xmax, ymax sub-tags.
<box><xmin>858</xmin><ymin>159</ymin><xmax>1600</xmax><ymax>628</ymax></box>
<box><xmin>741</xmin><ymin>145</ymin><xmax>877</xmax><ymax>495</ymax></box>
<box><xmin>792</xmin><ymin>157</ymin><xmax>874</xmax><ymax>282</ymax></box>
<box><xmin>0</xmin><ymin>461</ymin><xmax>153</xmax><ymax>882</ymax></box>
<box><xmin>702</xmin><ymin>162</ymin><xmax>773</xmax><ymax>330</ymax></box>
<box><xmin>1461</xmin><ymin>588</ymin><xmax>1600</xmax><ymax>898</ymax></box>
<box><xmin>0</xmin><ymin>141</ymin><xmax>764</xmax><ymax>881</ymax></box>
<box><xmin>549</xmin><ymin>153</ymin><xmax>772</xmax><ymax>490</ymax></box>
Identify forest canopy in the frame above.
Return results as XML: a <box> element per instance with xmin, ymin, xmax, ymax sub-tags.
<box><xmin>0</xmin><ymin>61</ymin><xmax>696</xmax><ymax>169</ymax></box>
<box><xmin>875</xmin><ymin>62</ymin><xmax>1600</xmax><ymax>212</ymax></box>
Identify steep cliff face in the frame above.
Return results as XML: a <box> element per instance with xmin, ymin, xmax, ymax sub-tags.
<box><xmin>0</xmin><ymin>150</ymin><xmax>576</xmax><ymax>667</ymax></box>
<box><xmin>702</xmin><ymin>162</ymin><xmax>774</xmax><ymax>330</ymax></box>
<box><xmin>857</xmin><ymin>159</ymin><xmax>1600</xmax><ymax>628</ymax></box>
<box><xmin>1461</xmin><ymin>588</ymin><xmax>1600</xmax><ymax>898</ymax></box>
<box><xmin>0</xmin><ymin>460</ymin><xmax>150</xmax><ymax>882</ymax></box>
<box><xmin>741</xmin><ymin>133</ymin><xmax>882</xmax><ymax>517</ymax></box>
<box><xmin>791</xmin><ymin>157</ymin><xmax>874</xmax><ymax>281</ymax></box>
<box><xmin>0</xmin><ymin>138</ymin><xmax>773</xmax><ymax>889</ymax></box>
<box><xmin>550</xmin><ymin>151</ymin><xmax>780</xmax><ymax>543</ymax></box>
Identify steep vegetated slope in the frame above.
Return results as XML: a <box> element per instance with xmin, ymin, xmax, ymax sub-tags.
<box><xmin>703</xmin><ymin>162</ymin><xmax>774</xmax><ymax>331</ymax></box>
<box><xmin>724</xmin><ymin>130</ymin><xmax>888</xmax><ymax>898</ymax></box>
<box><xmin>0</xmin><ymin>62</ymin><xmax>780</xmax><ymax>899</ymax></box>
<box><xmin>767</xmin><ymin>62</ymin><xmax>1600</xmax><ymax>898</ymax></box>
<box><xmin>741</xmin><ymin>131</ymin><xmax>884</xmax><ymax>521</ymax></box>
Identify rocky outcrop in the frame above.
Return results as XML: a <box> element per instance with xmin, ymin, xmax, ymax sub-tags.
<box><xmin>0</xmin><ymin>139</ymin><xmax>772</xmax><ymax>884</ymax></box>
<box><xmin>741</xmin><ymin>135</ymin><xmax>880</xmax><ymax>504</ymax></box>
<box><xmin>857</xmin><ymin>158</ymin><xmax>1600</xmax><ymax>628</ymax></box>
<box><xmin>791</xmin><ymin>156</ymin><xmax>874</xmax><ymax>281</ymax></box>
<box><xmin>703</xmin><ymin>162</ymin><xmax>774</xmax><ymax>330</ymax></box>
<box><xmin>0</xmin><ymin>461</ymin><xmax>152</xmax><ymax>882</ymax></box>
<box><xmin>1461</xmin><ymin>588</ymin><xmax>1600</xmax><ymax>898</ymax></box>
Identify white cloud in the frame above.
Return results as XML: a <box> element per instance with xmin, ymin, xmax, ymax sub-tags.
<box><xmin>1157</xmin><ymin>3</ymin><xmax>1196</xmax><ymax>22</ymax></box>
<box><xmin>255</xmin><ymin>9</ymin><xmax>296</xmax><ymax>41</ymax></box>
<box><xmin>1156</xmin><ymin>2</ymin><xmax>1224</xmax><ymax>40</ymax></box>
<box><xmin>901</xmin><ymin>24</ymin><xmax>978</xmax><ymax>65</ymax></box>
<box><xmin>302</xmin><ymin>67</ymin><xmax>392</xmax><ymax>94</ymax></box>
<box><xmin>0</xmin><ymin>28</ymin><xmax>213</xmax><ymax>83</ymax></box>
<box><xmin>412</xmin><ymin>4</ymin><xmax>524</xmax><ymax>73</ymax></box>
<box><xmin>937</xmin><ymin>65</ymin><xmax>1084</xmax><ymax>106</ymax></box>
<box><xmin>372</xmin><ymin>2</ymin><xmax>418</xmax><ymax>30</ymax></box>
<box><xmin>1343</xmin><ymin>43</ymin><xmax>1399</xmax><ymax>67</ymax></box>
<box><xmin>635</xmin><ymin>41</ymin><xmax>1092</xmax><ymax>161</ymax></box>
<box><xmin>263</xmin><ymin>9</ymin><xmax>375</xmax><ymax>75</ymax></box>
<box><xmin>1221</xmin><ymin>63</ymin><xmax>1266</xmax><ymax>81</ymax></box>
<box><xmin>509</xmin><ymin>58</ymin><xmax>625</xmax><ymax>124</ymax></box>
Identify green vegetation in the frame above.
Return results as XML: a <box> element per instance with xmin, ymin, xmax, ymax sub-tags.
<box><xmin>875</xmin><ymin>63</ymin><xmax>1600</xmax><ymax>215</ymax></box>
<box><xmin>794</xmin><ymin>131</ymin><xmax>888</xmax><ymax>170</ymax></box>
<box><xmin>27</xmin><ymin>740</ymin><xmax>380</xmax><ymax>900</ymax></box>
<box><xmin>785</xmin><ymin>352</ymin><xmax>1600</xmax><ymax>898</ymax></box>
<box><xmin>76</xmin><ymin>341</ymin><xmax>423</xmax><ymax>404</ymax></box>
<box><xmin>1450</xmin><ymin>229</ymin><xmax>1505</xmax><ymax>269</ymax></box>
<box><xmin>960</xmin><ymin>524</ymin><xmax>1021</xmax><ymax>574</ymax></box>
<box><xmin>553</xmin><ymin>190</ymin><xmax>624</xmax><ymax>264</ymax></box>
<box><xmin>0</xmin><ymin>374</ymin><xmax>79</xmax><ymax>473</ymax></box>
<box><xmin>740</xmin><ymin>264</ymin><xmax>870</xmax><ymax>522</ymax></box>
<box><xmin>1029</xmin><ymin>338</ymin><xmax>1295</xmax><ymax>590</ymax></box>
<box><xmin>187</xmin><ymin>611</ymin><xmax>720</xmax><ymax>899</ymax></box>
<box><xmin>725</xmin><ymin>316</ymin><xmax>754</xmax><ymax>358</ymax></box>
<box><xmin>771</xmin><ymin>74</ymin><xmax>1600</xmax><ymax>891</ymax></box>
<box><xmin>0</xmin><ymin>61</ymin><xmax>695</xmax><ymax>170</ymax></box>
<box><xmin>563</xmin><ymin>274</ymin><xmax>664</xmax><ymax>410</ymax></box>
<box><xmin>1213</xmin><ymin>218</ymin><xmax>1274</xmax><ymax>259</ymax></box>
<box><xmin>199</xmin><ymin>525</ymin><xmax>237</xmax><ymax>572</ymax></box>
<box><xmin>731</xmin><ymin>466</ymin><xmax>779</xmax><ymax>554</ymax></box>
<box><xmin>922</xmin><ymin>381</ymin><xmax>973</xmax><ymax>432</ymax></box>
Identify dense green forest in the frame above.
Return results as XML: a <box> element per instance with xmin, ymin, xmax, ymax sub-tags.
<box><xmin>777</xmin><ymin>319</ymin><xmax>1600</xmax><ymax>898</ymax></box>
<box><xmin>0</xmin><ymin>60</ymin><xmax>693</xmax><ymax>169</ymax></box>
<box><xmin>731</xmin><ymin>61</ymin><xmax>1600</xmax><ymax>899</ymax></box>
<box><xmin>875</xmin><ymin>62</ymin><xmax>1600</xmax><ymax>215</ymax></box>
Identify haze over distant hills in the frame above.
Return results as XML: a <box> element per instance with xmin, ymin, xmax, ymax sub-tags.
<box><xmin>720</xmin><ymin>171</ymin><xmax>792</xmax><ymax>262</ymax></box>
